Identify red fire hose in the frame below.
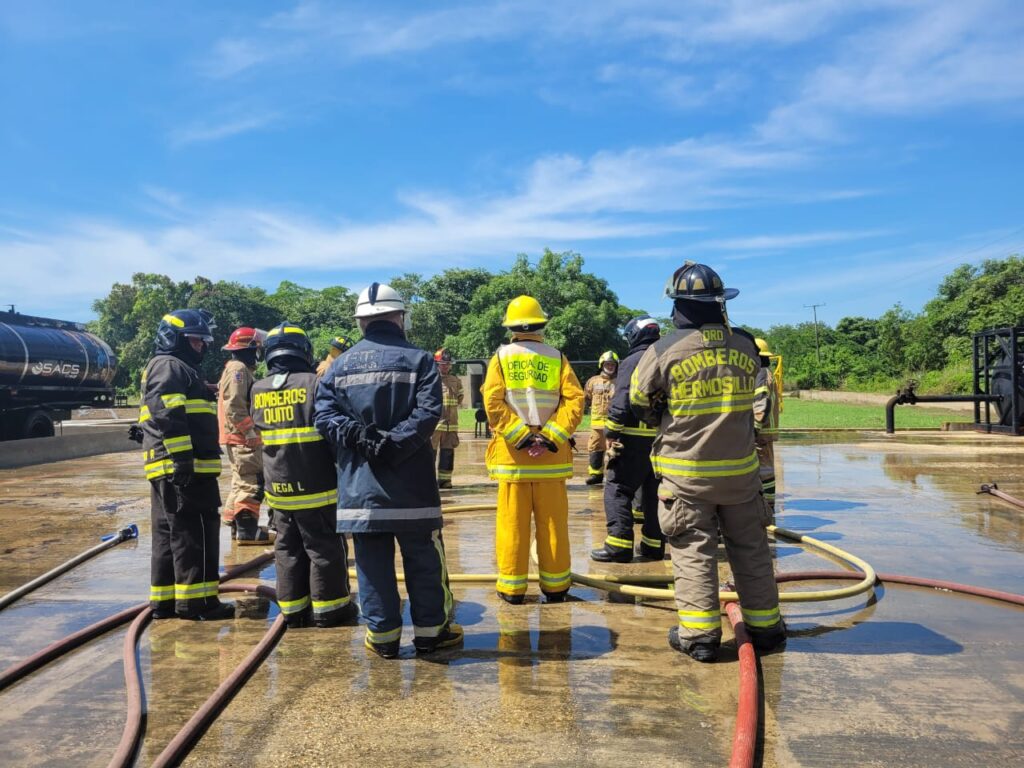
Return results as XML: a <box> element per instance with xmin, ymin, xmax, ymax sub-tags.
<box><xmin>724</xmin><ymin>602</ymin><xmax>758</xmax><ymax>768</ymax></box>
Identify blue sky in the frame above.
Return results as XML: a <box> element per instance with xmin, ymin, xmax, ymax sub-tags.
<box><xmin>2</xmin><ymin>1</ymin><xmax>1023</xmax><ymax>331</ymax></box>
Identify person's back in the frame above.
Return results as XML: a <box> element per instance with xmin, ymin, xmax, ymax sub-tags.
<box><xmin>313</xmin><ymin>282</ymin><xmax>461</xmax><ymax>659</ymax></box>
<box><xmin>631</xmin><ymin>262</ymin><xmax>785</xmax><ymax>663</ymax></box>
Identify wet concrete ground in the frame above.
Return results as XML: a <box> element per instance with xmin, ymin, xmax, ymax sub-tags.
<box><xmin>0</xmin><ymin>431</ymin><xmax>1022</xmax><ymax>767</ymax></box>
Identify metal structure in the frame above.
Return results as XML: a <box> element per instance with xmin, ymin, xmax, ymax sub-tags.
<box><xmin>885</xmin><ymin>326</ymin><xmax>1023</xmax><ymax>435</ymax></box>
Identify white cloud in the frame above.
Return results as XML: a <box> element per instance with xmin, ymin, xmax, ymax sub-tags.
<box><xmin>169</xmin><ymin>112</ymin><xmax>280</xmax><ymax>147</ymax></box>
<box><xmin>700</xmin><ymin>230</ymin><xmax>890</xmax><ymax>251</ymax></box>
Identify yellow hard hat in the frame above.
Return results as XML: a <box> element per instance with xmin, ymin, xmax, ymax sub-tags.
<box><xmin>755</xmin><ymin>338</ymin><xmax>775</xmax><ymax>356</ymax></box>
<box><xmin>502</xmin><ymin>295</ymin><xmax>548</xmax><ymax>329</ymax></box>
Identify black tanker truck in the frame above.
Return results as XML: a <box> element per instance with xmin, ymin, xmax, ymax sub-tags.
<box><xmin>0</xmin><ymin>309</ymin><xmax>117</xmax><ymax>440</ymax></box>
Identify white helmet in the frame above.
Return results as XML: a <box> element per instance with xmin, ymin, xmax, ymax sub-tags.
<box><xmin>354</xmin><ymin>282</ymin><xmax>406</xmax><ymax>318</ymax></box>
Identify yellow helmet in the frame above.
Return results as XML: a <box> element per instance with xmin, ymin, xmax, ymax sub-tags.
<box><xmin>755</xmin><ymin>338</ymin><xmax>774</xmax><ymax>356</ymax></box>
<box><xmin>502</xmin><ymin>295</ymin><xmax>548</xmax><ymax>329</ymax></box>
<box><xmin>598</xmin><ymin>350</ymin><xmax>619</xmax><ymax>367</ymax></box>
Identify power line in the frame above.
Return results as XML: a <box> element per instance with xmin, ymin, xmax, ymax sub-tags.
<box><xmin>804</xmin><ymin>302</ymin><xmax>826</xmax><ymax>388</ymax></box>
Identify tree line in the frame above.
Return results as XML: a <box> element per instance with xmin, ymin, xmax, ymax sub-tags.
<box><xmin>91</xmin><ymin>250</ymin><xmax>641</xmax><ymax>393</ymax></box>
<box><xmin>754</xmin><ymin>255</ymin><xmax>1023</xmax><ymax>393</ymax></box>
<box><xmin>90</xmin><ymin>251</ymin><xmax>1021</xmax><ymax>395</ymax></box>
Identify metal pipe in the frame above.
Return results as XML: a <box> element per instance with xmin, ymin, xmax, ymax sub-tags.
<box><xmin>0</xmin><ymin>524</ymin><xmax>139</xmax><ymax>611</ymax></box>
<box><xmin>885</xmin><ymin>394</ymin><xmax>1001</xmax><ymax>434</ymax></box>
<box><xmin>979</xmin><ymin>483</ymin><xmax>1024</xmax><ymax>511</ymax></box>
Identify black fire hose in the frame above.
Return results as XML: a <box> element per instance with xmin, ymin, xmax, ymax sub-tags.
<box><xmin>0</xmin><ymin>551</ymin><xmax>274</xmax><ymax>694</ymax></box>
<box><xmin>0</xmin><ymin>524</ymin><xmax>139</xmax><ymax>612</ymax></box>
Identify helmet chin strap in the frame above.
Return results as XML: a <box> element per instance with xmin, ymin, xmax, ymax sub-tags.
<box><xmin>717</xmin><ymin>296</ymin><xmax>732</xmax><ymax>334</ymax></box>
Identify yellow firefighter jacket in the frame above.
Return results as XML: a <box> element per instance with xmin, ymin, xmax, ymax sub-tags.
<box><xmin>484</xmin><ymin>332</ymin><xmax>584</xmax><ymax>482</ymax></box>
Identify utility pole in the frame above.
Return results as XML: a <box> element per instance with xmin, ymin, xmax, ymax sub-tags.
<box><xmin>804</xmin><ymin>302</ymin><xmax>826</xmax><ymax>389</ymax></box>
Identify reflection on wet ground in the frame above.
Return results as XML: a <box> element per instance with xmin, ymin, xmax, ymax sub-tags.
<box><xmin>0</xmin><ymin>431</ymin><xmax>1021</xmax><ymax>766</ymax></box>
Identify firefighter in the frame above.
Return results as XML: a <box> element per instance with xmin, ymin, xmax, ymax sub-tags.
<box><xmin>591</xmin><ymin>317</ymin><xmax>664</xmax><ymax>563</ymax></box>
<box><xmin>583</xmin><ymin>351</ymin><xmax>619</xmax><ymax>485</ymax></box>
<box><xmin>315</xmin><ymin>335</ymin><xmax>355</xmax><ymax>379</ymax></box>
<box><xmin>483</xmin><ymin>295</ymin><xmax>584</xmax><ymax>604</ymax></box>
<box><xmin>218</xmin><ymin>326</ymin><xmax>266</xmax><ymax>542</ymax></box>
<box><xmin>431</xmin><ymin>348</ymin><xmax>463</xmax><ymax>489</ymax></box>
<box><xmin>753</xmin><ymin>338</ymin><xmax>780</xmax><ymax>519</ymax></box>
<box><xmin>251</xmin><ymin>323</ymin><xmax>356</xmax><ymax>629</ymax></box>
<box><xmin>141</xmin><ymin>309</ymin><xmax>233</xmax><ymax>621</ymax></box>
<box><xmin>631</xmin><ymin>262</ymin><xmax>786</xmax><ymax>662</ymax></box>
<box><xmin>314</xmin><ymin>282</ymin><xmax>462</xmax><ymax>658</ymax></box>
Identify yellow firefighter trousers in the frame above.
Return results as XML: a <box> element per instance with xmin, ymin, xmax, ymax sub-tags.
<box><xmin>223</xmin><ymin>443</ymin><xmax>262</xmax><ymax>523</ymax></box>
<box><xmin>495</xmin><ymin>480</ymin><xmax>571</xmax><ymax>597</ymax></box>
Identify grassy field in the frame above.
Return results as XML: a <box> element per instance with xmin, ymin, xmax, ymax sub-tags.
<box><xmin>458</xmin><ymin>399</ymin><xmax>972</xmax><ymax>432</ymax></box>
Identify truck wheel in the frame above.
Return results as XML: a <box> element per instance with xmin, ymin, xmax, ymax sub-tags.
<box><xmin>21</xmin><ymin>410</ymin><xmax>55</xmax><ymax>439</ymax></box>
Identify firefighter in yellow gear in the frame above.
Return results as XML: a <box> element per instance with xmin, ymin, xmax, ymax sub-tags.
<box><xmin>218</xmin><ymin>326</ymin><xmax>266</xmax><ymax>542</ymax></box>
<box><xmin>753</xmin><ymin>338</ymin><xmax>780</xmax><ymax>519</ymax></box>
<box><xmin>431</xmin><ymin>348</ymin><xmax>463</xmax><ymax>488</ymax></box>
<box><xmin>484</xmin><ymin>295</ymin><xmax>584</xmax><ymax>604</ymax></box>
<box><xmin>315</xmin><ymin>334</ymin><xmax>355</xmax><ymax>379</ymax></box>
<box><xmin>583</xmin><ymin>350</ymin><xmax>618</xmax><ymax>485</ymax></box>
<box><xmin>631</xmin><ymin>262</ymin><xmax>785</xmax><ymax>663</ymax></box>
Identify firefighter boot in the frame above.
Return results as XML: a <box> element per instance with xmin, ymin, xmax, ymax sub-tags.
<box><xmin>497</xmin><ymin>591</ymin><xmax>525</xmax><ymax>605</ymax></box>
<box><xmin>585</xmin><ymin>451</ymin><xmax>605</xmax><ymax>485</ymax></box>
<box><xmin>635</xmin><ymin>540</ymin><xmax>666</xmax><ymax>562</ymax></box>
<box><xmin>437</xmin><ymin>448</ymin><xmax>455</xmax><ymax>489</ymax></box>
<box><xmin>285</xmin><ymin>606</ymin><xmax>313</xmax><ymax>629</ymax></box>
<box><xmin>234</xmin><ymin>512</ymin><xmax>272</xmax><ymax>545</ymax></box>
<box><xmin>314</xmin><ymin>601</ymin><xmax>359</xmax><ymax>628</ymax></box>
<box><xmin>748</xmin><ymin>620</ymin><xmax>788</xmax><ymax>655</ymax></box>
<box><xmin>590</xmin><ymin>540</ymin><xmax>633</xmax><ymax>563</ymax></box>
<box><xmin>179</xmin><ymin>598</ymin><xmax>236</xmax><ymax>622</ymax></box>
<box><xmin>668</xmin><ymin>626</ymin><xmax>719</xmax><ymax>663</ymax></box>
<box><xmin>365</xmin><ymin>635</ymin><xmax>401</xmax><ymax>660</ymax></box>
<box><xmin>414</xmin><ymin>623</ymin><xmax>465</xmax><ymax>654</ymax></box>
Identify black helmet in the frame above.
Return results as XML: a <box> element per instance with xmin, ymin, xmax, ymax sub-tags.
<box><xmin>330</xmin><ymin>335</ymin><xmax>355</xmax><ymax>354</ymax></box>
<box><xmin>264</xmin><ymin>322</ymin><xmax>314</xmax><ymax>365</ymax></box>
<box><xmin>156</xmin><ymin>309</ymin><xmax>214</xmax><ymax>352</ymax></box>
<box><xmin>624</xmin><ymin>316</ymin><xmax>661</xmax><ymax>348</ymax></box>
<box><xmin>664</xmin><ymin>261</ymin><xmax>739</xmax><ymax>303</ymax></box>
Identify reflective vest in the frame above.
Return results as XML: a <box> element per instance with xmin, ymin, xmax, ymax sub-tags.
<box><xmin>497</xmin><ymin>340</ymin><xmax>563</xmax><ymax>426</ymax></box>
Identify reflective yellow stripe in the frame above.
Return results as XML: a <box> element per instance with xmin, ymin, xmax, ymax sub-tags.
<box><xmin>488</xmin><ymin>464</ymin><xmax>572</xmax><ymax>481</ymax></box>
<box><xmin>539</xmin><ymin>568</ymin><xmax>571</xmax><ymax>588</ymax></box>
<box><xmin>591</xmin><ymin>418</ymin><xmax>605</xmax><ymax>428</ymax></box>
<box><xmin>753</xmin><ymin>386</ymin><xmax>770</xmax><ymax>395</ymax></box>
<box><xmin>367</xmin><ymin>627</ymin><xmax>401</xmax><ymax>643</ymax></box>
<box><xmin>678</xmin><ymin>608</ymin><xmax>721</xmax><ymax>629</ymax></box>
<box><xmin>162</xmin><ymin>313</ymin><xmax>185</xmax><ymax>328</ymax></box>
<box><xmin>138</xmin><ymin>405</ymin><xmax>151</xmax><ymax>423</ymax></box>
<box><xmin>668</xmin><ymin>393</ymin><xmax>756</xmax><ymax>416</ymax></box>
<box><xmin>265</xmin><ymin>489</ymin><xmax>338</xmax><ymax>510</ymax></box>
<box><xmin>632</xmin><ymin>507</ymin><xmax>644</xmax><ymax>521</ymax></box>
<box><xmin>620</xmin><ymin>425</ymin><xmax>657</xmax><ymax>436</ymax></box>
<box><xmin>503</xmin><ymin>419</ymin><xmax>529</xmax><ymax>443</ymax></box>
<box><xmin>268</xmin><ymin>325</ymin><xmax>306</xmax><ymax>337</ymax></box>
<box><xmin>653</xmin><ymin>451</ymin><xmax>758</xmax><ymax>478</ymax></box>
<box><xmin>741</xmin><ymin>606</ymin><xmax>781</xmax><ymax>627</ymax></box>
<box><xmin>278</xmin><ymin>595</ymin><xmax>311</xmax><ymax>614</ymax></box>
<box><xmin>185</xmin><ymin>399</ymin><xmax>216</xmax><ymax>415</ymax></box>
<box><xmin>542</xmin><ymin>421</ymin><xmax>571</xmax><ymax>445</ymax></box>
<box><xmin>150</xmin><ymin>584</ymin><xmax>174</xmax><ymax>601</ymax></box>
<box><xmin>161</xmin><ymin>393</ymin><xmax>187</xmax><ymax>409</ymax></box>
<box><xmin>261</xmin><ymin>427</ymin><xmax>323</xmax><ymax>445</ymax></box>
<box><xmin>312</xmin><ymin>596</ymin><xmax>351</xmax><ymax>613</ymax></box>
<box><xmin>193</xmin><ymin>459</ymin><xmax>221</xmax><ymax>475</ymax></box>
<box><xmin>587</xmin><ymin>466</ymin><xmax>603</xmax><ymax>476</ymax></box>
<box><xmin>605</xmin><ymin>536</ymin><xmax>632</xmax><ymax>550</ymax></box>
<box><xmin>641</xmin><ymin>535</ymin><xmax>662</xmax><ymax>548</ymax></box>
<box><xmin>442</xmin><ymin>398</ymin><xmax>460</xmax><ymax>406</ymax></box>
<box><xmin>629</xmin><ymin>368</ymin><xmax>649</xmax><ymax>405</ymax></box>
<box><xmin>435</xmin><ymin>425</ymin><xmax>459</xmax><ymax>432</ymax></box>
<box><xmin>175</xmin><ymin>581</ymin><xmax>219</xmax><ymax>600</ymax></box>
<box><xmin>145</xmin><ymin>459</ymin><xmax>174</xmax><ymax>479</ymax></box>
<box><xmin>163</xmin><ymin>435</ymin><xmax>193</xmax><ymax>454</ymax></box>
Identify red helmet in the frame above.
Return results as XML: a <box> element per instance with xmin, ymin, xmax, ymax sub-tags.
<box><xmin>434</xmin><ymin>348</ymin><xmax>453</xmax><ymax>363</ymax></box>
<box><xmin>222</xmin><ymin>326</ymin><xmax>259</xmax><ymax>351</ymax></box>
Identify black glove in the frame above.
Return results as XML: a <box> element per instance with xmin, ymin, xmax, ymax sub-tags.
<box><xmin>514</xmin><ymin>432</ymin><xmax>536</xmax><ymax>451</ymax></box>
<box><xmin>171</xmin><ymin>463</ymin><xmax>194</xmax><ymax>488</ymax></box>
<box><xmin>356</xmin><ymin>424</ymin><xmax>388</xmax><ymax>460</ymax></box>
<box><xmin>536</xmin><ymin>434</ymin><xmax>559</xmax><ymax>453</ymax></box>
<box><xmin>338</xmin><ymin>421</ymin><xmax>364</xmax><ymax>449</ymax></box>
<box><xmin>127</xmin><ymin>424</ymin><xmax>144</xmax><ymax>444</ymax></box>
<box><xmin>254</xmin><ymin>472</ymin><xmax>265</xmax><ymax>503</ymax></box>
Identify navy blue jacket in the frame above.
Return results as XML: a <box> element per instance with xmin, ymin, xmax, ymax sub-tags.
<box><xmin>605</xmin><ymin>338</ymin><xmax>658</xmax><ymax>441</ymax></box>
<box><xmin>313</xmin><ymin>321</ymin><xmax>443</xmax><ymax>533</ymax></box>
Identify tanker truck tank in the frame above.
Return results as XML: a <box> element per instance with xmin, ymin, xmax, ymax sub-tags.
<box><xmin>0</xmin><ymin>309</ymin><xmax>118</xmax><ymax>440</ymax></box>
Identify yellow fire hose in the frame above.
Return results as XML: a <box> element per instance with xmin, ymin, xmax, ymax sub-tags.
<box><xmin>348</xmin><ymin>508</ymin><xmax>877</xmax><ymax>604</ymax></box>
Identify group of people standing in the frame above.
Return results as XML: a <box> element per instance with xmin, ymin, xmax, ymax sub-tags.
<box><xmin>139</xmin><ymin>259</ymin><xmax>786</xmax><ymax>664</ymax></box>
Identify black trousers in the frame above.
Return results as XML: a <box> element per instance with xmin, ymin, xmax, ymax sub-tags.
<box><xmin>603</xmin><ymin>436</ymin><xmax>663</xmax><ymax>550</ymax></box>
<box><xmin>150</xmin><ymin>477</ymin><xmax>221</xmax><ymax>615</ymax></box>
<box><xmin>274</xmin><ymin>505</ymin><xmax>352</xmax><ymax>621</ymax></box>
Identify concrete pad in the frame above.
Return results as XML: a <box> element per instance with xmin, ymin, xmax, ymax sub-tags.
<box><xmin>0</xmin><ymin>432</ymin><xmax>1021</xmax><ymax>766</ymax></box>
